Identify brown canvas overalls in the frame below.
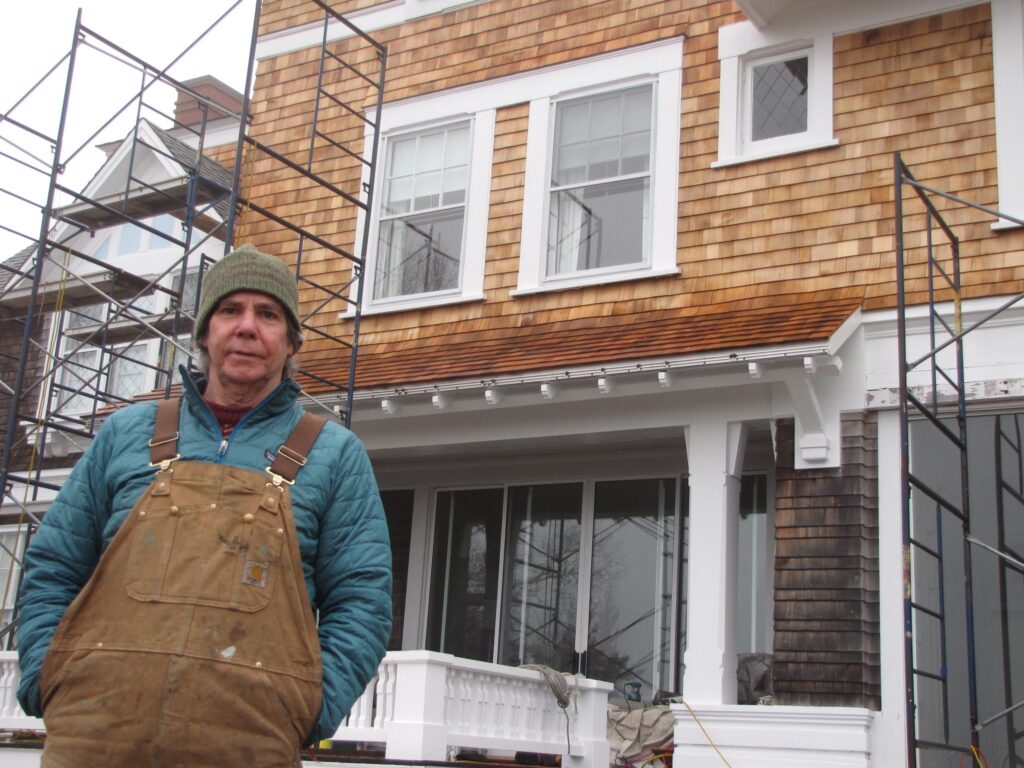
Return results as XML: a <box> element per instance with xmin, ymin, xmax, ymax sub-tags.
<box><xmin>37</xmin><ymin>398</ymin><xmax>326</xmax><ymax>768</ymax></box>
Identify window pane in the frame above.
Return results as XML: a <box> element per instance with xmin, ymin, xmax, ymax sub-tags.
<box><xmin>65</xmin><ymin>302</ymin><xmax>105</xmax><ymax>329</ymax></box>
<box><xmin>377</xmin><ymin>122</ymin><xmax>470</xmax><ymax>299</ymax></box>
<box><xmin>119</xmin><ymin>224</ymin><xmax>143</xmax><ymax>256</ymax></box>
<box><xmin>427</xmin><ymin>488</ymin><xmax>505</xmax><ymax>662</ymax></box>
<box><xmin>553</xmin><ymin>84</ymin><xmax>652</xmax><ymax>186</ymax></box>
<box><xmin>0</xmin><ymin>528</ymin><xmax>26</xmax><ymax>631</ymax></box>
<box><xmin>546</xmin><ymin>177</ymin><xmax>649</xmax><ymax>275</ymax></box>
<box><xmin>736</xmin><ymin>474</ymin><xmax>772</xmax><ymax>656</ymax></box>
<box><xmin>752</xmin><ymin>56</ymin><xmax>808</xmax><ymax>141</ymax></box>
<box><xmin>57</xmin><ymin>348</ymin><xmax>98</xmax><ymax>413</ymax></box>
<box><xmin>589</xmin><ymin>478</ymin><xmax>677</xmax><ymax>702</ymax></box>
<box><xmin>109</xmin><ymin>344</ymin><xmax>149</xmax><ymax>400</ymax></box>
<box><xmin>498</xmin><ymin>484</ymin><xmax>582</xmax><ymax>671</ymax></box>
<box><xmin>161</xmin><ymin>335</ymin><xmax>193</xmax><ymax>387</ymax></box>
<box><xmin>375</xmin><ymin>208</ymin><xmax>464</xmax><ymax>299</ymax></box>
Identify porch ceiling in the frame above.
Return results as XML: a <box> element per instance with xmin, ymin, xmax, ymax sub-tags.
<box><xmin>299</xmin><ymin>289</ymin><xmax>863</xmax><ymax>396</ymax></box>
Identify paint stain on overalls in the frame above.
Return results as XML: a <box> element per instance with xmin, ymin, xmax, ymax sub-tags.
<box><xmin>37</xmin><ymin>408</ymin><xmax>323</xmax><ymax>768</ymax></box>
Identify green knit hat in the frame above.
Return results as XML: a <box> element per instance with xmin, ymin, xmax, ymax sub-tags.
<box><xmin>193</xmin><ymin>244</ymin><xmax>300</xmax><ymax>341</ymax></box>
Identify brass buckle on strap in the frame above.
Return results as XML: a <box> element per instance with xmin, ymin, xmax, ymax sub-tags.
<box><xmin>265</xmin><ymin>468</ymin><xmax>295</xmax><ymax>487</ymax></box>
<box><xmin>276</xmin><ymin>445</ymin><xmax>308</xmax><ymax>469</ymax></box>
<box><xmin>148</xmin><ymin>433</ymin><xmax>179</xmax><ymax>449</ymax></box>
<box><xmin>148</xmin><ymin>454</ymin><xmax>180</xmax><ymax>471</ymax></box>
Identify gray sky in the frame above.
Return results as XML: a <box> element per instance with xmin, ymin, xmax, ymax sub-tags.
<box><xmin>0</xmin><ymin>1</ymin><xmax>255</xmax><ymax>258</ymax></box>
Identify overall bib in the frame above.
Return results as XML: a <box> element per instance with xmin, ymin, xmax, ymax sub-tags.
<box><xmin>38</xmin><ymin>398</ymin><xmax>326</xmax><ymax>768</ymax></box>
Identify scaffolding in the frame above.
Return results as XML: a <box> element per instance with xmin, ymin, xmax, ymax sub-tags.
<box><xmin>0</xmin><ymin>1</ymin><xmax>386</xmax><ymax>649</ymax></box>
<box><xmin>895</xmin><ymin>153</ymin><xmax>1024</xmax><ymax>767</ymax></box>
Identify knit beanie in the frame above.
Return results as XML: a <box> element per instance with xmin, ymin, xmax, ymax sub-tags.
<box><xmin>193</xmin><ymin>244</ymin><xmax>300</xmax><ymax>341</ymax></box>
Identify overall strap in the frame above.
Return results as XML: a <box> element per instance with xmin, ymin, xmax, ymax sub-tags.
<box><xmin>149</xmin><ymin>397</ymin><xmax>182</xmax><ymax>466</ymax></box>
<box><xmin>268</xmin><ymin>413</ymin><xmax>327</xmax><ymax>484</ymax></box>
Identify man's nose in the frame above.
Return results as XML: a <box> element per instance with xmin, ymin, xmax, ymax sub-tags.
<box><xmin>234</xmin><ymin>307</ymin><xmax>258</xmax><ymax>334</ymax></box>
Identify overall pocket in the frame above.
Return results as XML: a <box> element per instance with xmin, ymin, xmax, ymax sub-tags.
<box><xmin>125</xmin><ymin>500</ymin><xmax>284</xmax><ymax>612</ymax></box>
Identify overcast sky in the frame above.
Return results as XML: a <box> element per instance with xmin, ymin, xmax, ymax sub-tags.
<box><xmin>0</xmin><ymin>1</ymin><xmax>256</xmax><ymax>258</ymax></box>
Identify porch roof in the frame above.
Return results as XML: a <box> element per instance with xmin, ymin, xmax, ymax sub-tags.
<box><xmin>299</xmin><ymin>288</ymin><xmax>864</xmax><ymax>395</ymax></box>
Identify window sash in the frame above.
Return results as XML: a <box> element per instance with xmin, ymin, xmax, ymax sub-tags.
<box><xmin>545</xmin><ymin>84</ymin><xmax>654</xmax><ymax>278</ymax></box>
<box><xmin>374</xmin><ymin>122</ymin><xmax>471</xmax><ymax>301</ymax></box>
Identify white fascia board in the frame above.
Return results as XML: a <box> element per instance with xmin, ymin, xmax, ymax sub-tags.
<box><xmin>721</xmin><ymin>0</ymin><xmax>982</xmax><ymax>56</ymax></box>
<box><xmin>74</xmin><ymin>121</ymin><xmax>187</xmax><ymax>208</ymax></box>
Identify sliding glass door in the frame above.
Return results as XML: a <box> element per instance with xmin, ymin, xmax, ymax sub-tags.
<box><xmin>425</xmin><ymin>477</ymin><xmax>686</xmax><ymax>699</ymax></box>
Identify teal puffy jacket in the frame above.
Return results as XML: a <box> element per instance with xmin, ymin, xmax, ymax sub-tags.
<box><xmin>17</xmin><ymin>373</ymin><xmax>392</xmax><ymax>743</ymax></box>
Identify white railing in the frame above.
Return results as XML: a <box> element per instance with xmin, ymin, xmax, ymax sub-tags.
<box><xmin>334</xmin><ymin>650</ymin><xmax>612</xmax><ymax>768</ymax></box>
<box><xmin>0</xmin><ymin>651</ymin><xmax>44</xmax><ymax>731</ymax></box>
<box><xmin>0</xmin><ymin>649</ymin><xmax>612</xmax><ymax>768</ymax></box>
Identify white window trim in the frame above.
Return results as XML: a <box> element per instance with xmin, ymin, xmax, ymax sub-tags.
<box><xmin>514</xmin><ymin>43</ymin><xmax>682</xmax><ymax>295</ymax></box>
<box><xmin>357</xmin><ymin>111</ymin><xmax>494</xmax><ymax>315</ymax></box>
<box><xmin>991</xmin><ymin>0</ymin><xmax>1024</xmax><ymax>229</ymax></box>
<box><xmin>715</xmin><ymin>24</ymin><xmax>837</xmax><ymax>167</ymax></box>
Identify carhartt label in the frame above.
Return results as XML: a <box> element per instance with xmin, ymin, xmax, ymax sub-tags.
<box><xmin>242</xmin><ymin>559</ymin><xmax>270</xmax><ymax>588</ymax></box>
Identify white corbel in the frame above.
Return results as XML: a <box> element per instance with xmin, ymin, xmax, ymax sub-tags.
<box><xmin>431</xmin><ymin>393</ymin><xmax>450</xmax><ymax>410</ymax></box>
<box><xmin>540</xmin><ymin>382</ymin><xmax>559</xmax><ymax>400</ymax></box>
<box><xmin>484</xmin><ymin>388</ymin><xmax>503</xmax><ymax>405</ymax></box>
<box><xmin>658</xmin><ymin>370</ymin><xmax>674</xmax><ymax>388</ymax></box>
<box><xmin>804</xmin><ymin>354</ymin><xmax>843</xmax><ymax>375</ymax></box>
<box><xmin>381</xmin><ymin>398</ymin><xmax>400</xmax><ymax>415</ymax></box>
<box><xmin>597</xmin><ymin>377</ymin><xmax>615</xmax><ymax>394</ymax></box>
<box><xmin>782</xmin><ymin>372</ymin><xmax>837</xmax><ymax>467</ymax></box>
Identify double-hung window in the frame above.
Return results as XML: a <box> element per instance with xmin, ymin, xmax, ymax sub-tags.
<box><xmin>374</xmin><ymin>122</ymin><xmax>470</xmax><ymax>301</ymax></box>
<box><xmin>546</xmin><ymin>85</ymin><xmax>653</xmax><ymax>278</ymax></box>
<box><xmin>516</xmin><ymin>39</ymin><xmax>682</xmax><ymax>293</ymax></box>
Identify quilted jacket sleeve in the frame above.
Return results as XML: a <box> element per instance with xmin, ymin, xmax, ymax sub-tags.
<box><xmin>16</xmin><ymin>412</ymin><xmax>117</xmax><ymax>716</ymax></box>
<box><xmin>309</xmin><ymin>427</ymin><xmax>392</xmax><ymax>743</ymax></box>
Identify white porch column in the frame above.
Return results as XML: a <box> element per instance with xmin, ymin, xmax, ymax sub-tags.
<box><xmin>681</xmin><ymin>419</ymin><xmax>747</xmax><ymax>704</ymax></box>
<box><xmin>384</xmin><ymin>650</ymin><xmax>450</xmax><ymax>761</ymax></box>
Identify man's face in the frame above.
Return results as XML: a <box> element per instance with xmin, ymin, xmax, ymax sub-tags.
<box><xmin>200</xmin><ymin>291</ymin><xmax>295</xmax><ymax>403</ymax></box>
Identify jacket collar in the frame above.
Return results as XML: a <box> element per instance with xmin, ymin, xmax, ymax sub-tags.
<box><xmin>179</xmin><ymin>367</ymin><xmax>301</xmax><ymax>425</ymax></box>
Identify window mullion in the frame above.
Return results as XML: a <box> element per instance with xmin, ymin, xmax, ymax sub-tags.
<box><xmin>492</xmin><ymin>485</ymin><xmax>510</xmax><ymax>665</ymax></box>
<box><xmin>576</xmin><ymin>479</ymin><xmax>596</xmax><ymax>671</ymax></box>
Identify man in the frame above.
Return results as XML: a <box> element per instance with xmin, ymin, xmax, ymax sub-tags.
<box><xmin>17</xmin><ymin>244</ymin><xmax>392</xmax><ymax>767</ymax></box>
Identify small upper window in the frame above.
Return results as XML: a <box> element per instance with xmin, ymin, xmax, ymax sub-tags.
<box><xmin>714</xmin><ymin>26</ymin><xmax>836</xmax><ymax>167</ymax></box>
<box><xmin>748</xmin><ymin>52</ymin><xmax>808</xmax><ymax>143</ymax></box>
<box><xmin>546</xmin><ymin>84</ymin><xmax>653</xmax><ymax>278</ymax></box>
<box><xmin>373</xmin><ymin>122</ymin><xmax>470</xmax><ymax>301</ymax></box>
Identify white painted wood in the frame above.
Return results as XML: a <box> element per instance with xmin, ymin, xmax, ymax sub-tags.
<box><xmin>0</xmin><ymin>651</ymin><xmax>44</xmax><ymax>731</ymax></box>
<box><xmin>331</xmin><ymin>650</ymin><xmax>613</xmax><ymax>768</ymax></box>
<box><xmin>672</xmin><ymin>704</ymin><xmax>874</xmax><ymax>767</ymax></box>
<box><xmin>680</xmin><ymin>419</ymin><xmax>740</xmax><ymax>704</ymax></box>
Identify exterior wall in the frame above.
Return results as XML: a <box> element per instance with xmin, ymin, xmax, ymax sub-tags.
<box><xmin>773</xmin><ymin>414</ymin><xmax>880</xmax><ymax>709</ymax></box>
<box><xmin>245</xmin><ymin>1</ymin><xmax>1024</xmax><ymax>384</ymax></box>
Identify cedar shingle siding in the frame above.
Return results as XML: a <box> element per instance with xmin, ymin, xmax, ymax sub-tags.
<box><xmin>774</xmin><ymin>414</ymin><xmax>881</xmax><ymax>708</ymax></box>
<box><xmin>242</xmin><ymin>2</ymin><xmax>1020</xmax><ymax>394</ymax></box>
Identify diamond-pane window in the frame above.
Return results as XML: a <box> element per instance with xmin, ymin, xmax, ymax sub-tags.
<box><xmin>751</xmin><ymin>56</ymin><xmax>808</xmax><ymax>141</ymax></box>
<box><xmin>109</xmin><ymin>344</ymin><xmax>149</xmax><ymax>400</ymax></box>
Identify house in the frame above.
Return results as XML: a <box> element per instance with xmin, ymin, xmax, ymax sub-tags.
<box><xmin>1</xmin><ymin>1</ymin><xmax>1023</xmax><ymax>767</ymax></box>
<box><xmin>238</xmin><ymin>0</ymin><xmax>1024</xmax><ymax>766</ymax></box>
<box><xmin>0</xmin><ymin>77</ymin><xmax>240</xmax><ymax>650</ymax></box>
